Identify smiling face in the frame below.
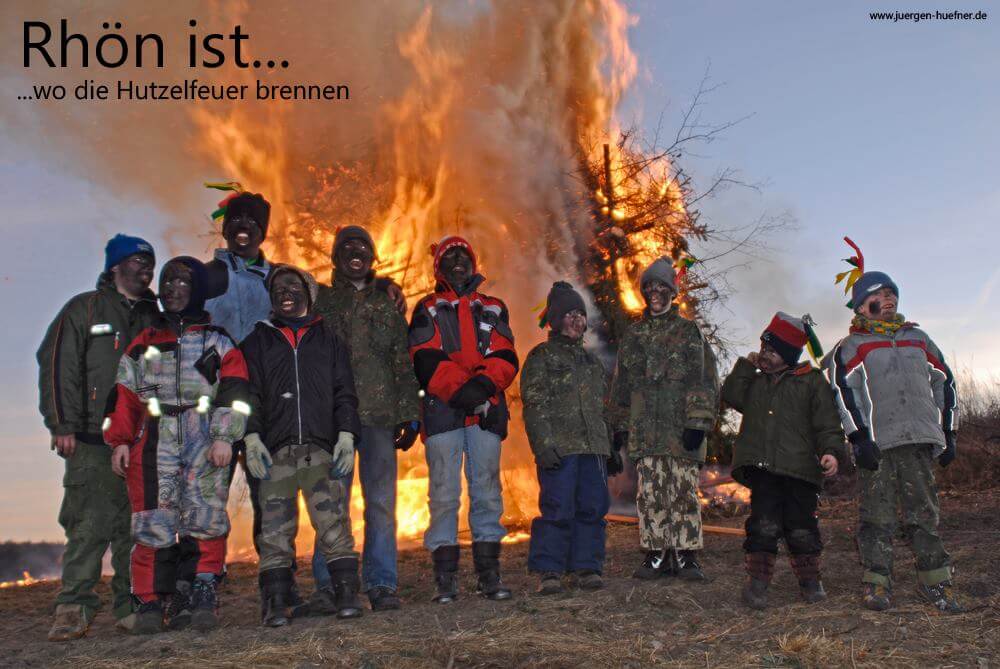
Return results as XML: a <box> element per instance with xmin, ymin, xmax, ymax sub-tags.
<box><xmin>335</xmin><ymin>237</ymin><xmax>374</xmax><ymax>281</ymax></box>
<box><xmin>757</xmin><ymin>341</ymin><xmax>788</xmax><ymax>374</ymax></box>
<box><xmin>859</xmin><ymin>286</ymin><xmax>898</xmax><ymax>321</ymax></box>
<box><xmin>159</xmin><ymin>262</ymin><xmax>193</xmax><ymax>314</ymax></box>
<box><xmin>223</xmin><ymin>213</ymin><xmax>265</xmax><ymax>260</ymax></box>
<box><xmin>112</xmin><ymin>253</ymin><xmax>155</xmax><ymax>299</ymax></box>
<box><xmin>270</xmin><ymin>270</ymin><xmax>309</xmax><ymax>319</ymax></box>
<box><xmin>642</xmin><ymin>279</ymin><xmax>675</xmax><ymax>315</ymax></box>
<box><xmin>558</xmin><ymin>309</ymin><xmax>588</xmax><ymax>340</ymax></box>
<box><xmin>440</xmin><ymin>246</ymin><xmax>473</xmax><ymax>289</ymax></box>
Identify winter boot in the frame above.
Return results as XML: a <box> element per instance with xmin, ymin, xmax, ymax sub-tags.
<box><xmin>308</xmin><ymin>586</ymin><xmax>338</xmax><ymax>616</ymax></box>
<box><xmin>431</xmin><ymin>545</ymin><xmax>460</xmax><ymax>604</ymax></box>
<box><xmin>190</xmin><ymin>574</ymin><xmax>220</xmax><ymax>632</ymax></box>
<box><xmin>47</xmin><ymin>604</ymin><xmax>91</xmax><ymax>642</ymax></box>
<box><xmin>132</xmin><ymin>599</ymin><xmax>166</xmax><ymax>635</ymax></box>
<box><xmin>328</xmin><ymin>557</ymin><xmax>364</xmax><ymax>619</ymax></box>
<box><xmin>288</xmin><ymin>579</ymin><xmax>312</xmax><ymax>618</ymax></box>
<box><xmin>917</xmin><ymin>581</ymin><xmax>965</xmax><ymax>614</ymax></box>
<box><xmin>633</xmin><ymin>549</ymin><xmax>673</xmax><ymax>579</ymax></box>
<box><xmin>259</xmin><ymin>568</ymin><xmax>292</xmax><ymax>627</ymax></box>
<box><xmin>165</xmin><ymin>580</ymin><xmax>193</xmax><ymax>631</ymax></box>
<box><xmin>790</xmin><ymin>554</ymin><xmax>826</xmax><ymax>603</ymax></box>
<box><xmin>741</xmin><ymin>552</ymin><xmax>775</xmax><ymax>610</ymax></box>
<box><xmin>473</xmin><ymin>541</ymin><xmax>512</xmax><ymax>600</ymax></box>
<box><xmin>676</xmin><ymin>550</ymin><xmax>707</xmax><ymax>581</ymax></box>
<box><xmin>576</xmin><ymin>570</ymin><xmax>605</xmax><ymax>591</ymax></box>
<box><xmin>537</xmin><ymin>572</ymin><xmax>563</xmax><ymax>596</ymax></box>
<box><xmin>367</xmin><ymin>586</ymin><xmax>402</xmax><ymax>611</ymax></box>
<box><xmin>862</xmin><ymin>582</ymin><xmax>893</xmax><ymax>611</ymax></box>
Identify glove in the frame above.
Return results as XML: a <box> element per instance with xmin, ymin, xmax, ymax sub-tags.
<box><xmin>682</xmin><ymin>428</ymin><xmax>706</xmax><ymax>452</ymax></box>
<box><xmin>606</xmin><ymin>448</ymin><xmax>624</xmax><ymax>477</ymax></box>
<box><xmin>938</xmin><ymin>431</ymin><xmax>956</xmax><ymax>467</ymax></box>
<box><xmin>536</xmin><ymin>448</ymin><xmax>562</xmax><ymax>471</ymax></box>
<box><xmin>448</xmin><ymin>375</ymin><xmax>497</xmax><ymax>411</ymax></box>
<box><xmin>393</xmin><ymin>421</ymin><xmax>421</xmax><ymax>451</ymax></box>
<box><xmin>244</xmin><ymin>433</ymin><xmax>273</xmax><ymax>480</ymax></box>
<box><xmin>330</xmin><ymin>431</ymin><xmax>356</xmax><ymax>479</ymax></box>
<box><xmin>848</xmin><ymin>430</ymin><xmax>881</xmax><ymax>471</ymax></box>
<box><xmin>612</xmin><ymin>431</ymin><xmax>629</xmax><ymax>453</ymax></box>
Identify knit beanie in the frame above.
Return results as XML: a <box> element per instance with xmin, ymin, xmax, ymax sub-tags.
<box><xmin>539</xmin><ymin>281</ymin><xmax>587</xmax><ymax>329</ymax></box>
<box><xmin>761</xmin><ymin>312</ymin><xmax>823</xmax><ymax>367</ymax></box>
<box><xmin>267</xmin><ymin>264</ymin><xmax>319</xmax><ymax>311</ymax></box>
<box><xmin>104</xmin><ymin>234</ymin><xmax>155</xmax><ymax>272</ymax></box>
<box><xmin>640</xmin><ymin>256</ymin><xmax>677</xmax><ymax>294</ymax></box>
<box><xmin>850</xmin><ymin>271</ymin><xmax>899</xmax><ymax>311</ymax></box>
<box><xmin>430</xmin><ymin>235</ymin><xmax>477</xmax><ymax>283</ymax></box>
<box><xmin>223</xmin><ymin>192</ymin><xmax>271</xmax><ymax>237</ymax></box>
<box><xmin>332</xmin><ymin>225</ymin><xmax>377</xmax><ymax>260</ymax></box>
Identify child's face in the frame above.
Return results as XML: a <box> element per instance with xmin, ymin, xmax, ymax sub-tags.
<box><xmin>757</xmin><ymin>341</ymin><xmax>787</xmax><ymax>373</ymax></box>
<box><xmin>859</xmin><ymin>287</ymin><xmax>898</xmax><ymax>321</ymax></box>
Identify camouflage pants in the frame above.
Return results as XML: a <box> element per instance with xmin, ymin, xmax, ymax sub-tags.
<box><xmin>636</xmin><ymin>455</ymin><xmax>703</xmax><ymax>551</ymax></box>
<box><xmin>56</xmin><ymin>439</ymin><xmax>133</xmax><ymax>620</ymax></box>
<box><xmin>257</xmin><ymin>443</ymin><xmax>356</xmax><ymax>572</ymax></box>
<box><xmin>858</xmin><ymin>443</ymin><xmax>951</xmax><ymax>587</ymax></box>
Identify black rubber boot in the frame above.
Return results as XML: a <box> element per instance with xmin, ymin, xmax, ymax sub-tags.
<box><xmin>432</xmin><ymin>545</ymin><xmax>460</xmax><ymax>604</ymax></box>
<box><xmin>132</xmin><ymin>598</ymin><xmax>165</xmax><ymax>635</ymax></box>
<box><xmin>633</xmin><ymin>549</ymin><xmax>674</xmax><ymax>579</ymax></box>
<box><xmin>473</xmin><ymin>542</ymin><xmax>512</xmax><ymax>601</ymax></box>
<box><xmin>288</xmin><ymin>579</ymin><xmax>312</xmax><ymax>618</ymax></box>
<box><xmin>190</xmin><ymin>575</ymin><xmax>220</xmax><ymax>632</ymax></box>
<box><xmin>676</xmin><ymin>550</ymin><xmax>707</xmax><ymax>581</ymax></box>
<box><xmin>741</xmin><ymin>553</ymin><xmax>775</xmax><ymax>610</ymax></box>
<box><xmin>165</xmin><ymin>580</ymin><xmax>192</xmax><ymax>631</ymax></box>
<box><xmin>328</xmin><ymin>557</ymin><xmax>364</xmax><ymax>619</ymax></box>
<box><xmin>259</xmin><ymin>568</ymin><xmax>292</xmax><ymax>628</ymax></box>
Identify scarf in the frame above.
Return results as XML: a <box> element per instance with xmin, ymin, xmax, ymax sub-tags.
<box><xmin>851</xmin><ymin>312</ymin><xmax>908</xmax><ymax>336</ymax></box>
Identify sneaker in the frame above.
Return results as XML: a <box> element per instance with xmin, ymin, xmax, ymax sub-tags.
<box><xmin>576</xmin><ymin>570</ymin><xmax>604</xmax><ymax>591</ymax></box>
<box><xmin>676</xmin><ymin>550</ymin><xmax>707</xmax><ymax>581</ymax></box>
<box><xmin>190</xmin><ymin>576</ymin><xmax>220</xmax><ymax>632</ymax></box>
<box><xmin>47</xmin><ymin>604</ymin><xmax>91</xmax><ymax>642</ymax></box>
<box><xmin>165</xmin><ymin>580</ymin><xmax>192</xmax><ymax>631</ymax></box>
<box><xmin>917</xmin><ymin>581</ymin><xmax>965</xmax><ymax>614</ymax></box>
<box><xmin>132</xmin><ymin>599</ymin><xmax>166</xmax><ymax>635</ymax></box>
<box><xmin>537</xmin><ymin>572</ymin><xmax>563</xmax><ymax>596</ymax></box>
<box><xmin>863</xmin><ymin>583</ymin><xmax>893</xmax><ymax>611</ymax></box>
<box><xmin>633</xmin><ymin>550</ymin><xmax>672</xmax><ymax>580</ymax></box>
<box><xmin>367</xmin><ymin>586</ymin><xmax>402</xmax><ymax>611</ymax></box>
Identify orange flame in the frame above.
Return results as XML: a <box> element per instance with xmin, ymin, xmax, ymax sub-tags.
<box><xmin>0</xmin><ymin>571</ymin><xmax>45</xmax><ymax>589</ymax></box>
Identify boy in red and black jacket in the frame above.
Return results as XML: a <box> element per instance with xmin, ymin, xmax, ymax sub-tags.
<box><xmin>408</xmin><ymin>235</ymin><xmax>519</xmax><ymax>604</ymax></box>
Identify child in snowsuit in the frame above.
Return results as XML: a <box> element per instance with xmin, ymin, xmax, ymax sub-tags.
<box><xmin>523</xmin><ymin>282</ymin><xmax>612</xmax><ymax>595</ymax></box>
<box><xmin>721</xmin><ymin>313</ymin><xmax>843</xmax><ymax>609</ymax></box>
<box><xmin>104</xmin><ymin>256</ymin><xmax>250</xmax><ymax>634</ymax></box>
<box><xmin>240</xmin><ymin>264</ymin><xmax>363</xmax><ymax>627</ymax></box>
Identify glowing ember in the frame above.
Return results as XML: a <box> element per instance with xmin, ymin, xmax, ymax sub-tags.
<box><xmin>0</xmin><ymin>571</ymin><xmax>45</xmax><ymax>589</ymax></box>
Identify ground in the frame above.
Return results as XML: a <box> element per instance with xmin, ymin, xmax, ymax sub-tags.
<box><xmin>2</xmin><ymin>488</ymin><xmax>997</xmax><ymax>669</ymax></box>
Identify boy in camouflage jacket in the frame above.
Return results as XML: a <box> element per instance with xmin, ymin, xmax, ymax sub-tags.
<box><xmin>523</xmin><ymin>282</ymin><xmax>612</xmax><ymax>595</ymax></box>
<box><xmin>721</xmin><ymin>313</ymin><xmax>843</xmax><ymax>609</ymax></box>
<box><xmin>608</xmin><ymin>257</ymin><xmax>720</xmax><ymax>581</ymax></box>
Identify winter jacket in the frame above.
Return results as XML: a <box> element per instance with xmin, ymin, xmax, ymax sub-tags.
<box><xmin>408</xmin><ymin>275</ymin><xmax>519</xmax><ymax>439</ymax></box>
<box><xmin>314</xmin><ymin>275</ymin><xmax>420</xmax><ymax>429</ymax></box>
<box><xmin>103</xmin><ymin>314</ymin><xmax>250</xmax><ymax>449</ymax></box>
<box><xmin>37</xmin><ymin>274</ymin><xmax>159</xmax><ymax>441</ymax></box>
<box><xmin>721</xmin><ymin>357</ymin><xmax>845</xmax><ymax>488</ymax></box>
<box><xmin>607</xmin><ymin>307</ymin><xmax>720</xmax><ymax>462</ymax></box>
<box><xmin>825</xmin><ymin>324</ymin><xmax>957</xmax><ymax>455</ymax></box>
<box><xmin>204</xmin><ymin>249</ymin><xmax>272</xmax><ymax>343</ymax></box>
<box><xmin>521</xmin><ymin>333</ymin><xmax>612</xmax><ymax>458</ymax></box>
<box><xmin>240</xmin><ymin>316</ymin><xmax>362</xmax><ymax>455</ymax></box>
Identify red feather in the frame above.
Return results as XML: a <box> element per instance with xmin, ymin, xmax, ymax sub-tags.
<box><xmin>843</xmin><ymin>236</ymin><xmax>865</xmax><ymax>274</ymax></box>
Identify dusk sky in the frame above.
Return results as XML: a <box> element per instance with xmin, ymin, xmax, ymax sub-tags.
<box><xmin>1</xmin><ymin>1</ymin><xmax>997</xmax><ymax>541</ymax></box>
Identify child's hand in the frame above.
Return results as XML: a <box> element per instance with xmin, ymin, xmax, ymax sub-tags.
<box><xmin>820</xmin><ymin>454</ymin><xmax>838</xmax><ymax>477</ymax></box>
<box><xmin>111</xmin><ymin>444</ymin><xmax>130</xmax><ymax>477</ymax></box>
<box><xmin>209</xmin><ymin>440</ymin><xmax>233</xmax><ymax>468</ymax></box>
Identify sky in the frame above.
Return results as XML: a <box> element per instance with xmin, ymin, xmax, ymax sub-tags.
<box><xmin>1</xmin><ymin>1</ymin><xmax>997</xmax><ymax>541</ymax></box>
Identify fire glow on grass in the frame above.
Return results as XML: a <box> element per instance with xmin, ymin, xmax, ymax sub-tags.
<box><xmin>0</xmin><ymin>571</ymin><xmax>45</xmax><ymax>589</ymax></box>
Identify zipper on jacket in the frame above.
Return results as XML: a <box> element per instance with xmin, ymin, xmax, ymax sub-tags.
<box><xmin>292</xmin><ymin>330</ymin><xmax>304</xmax><ymax>445</ymax></box>
<box><xmin>175</xmin><ymin>331</ymin><xmax>183</xmax><ymax>445</ymax></box>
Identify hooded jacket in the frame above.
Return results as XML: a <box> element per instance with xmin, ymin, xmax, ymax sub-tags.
<box><xmin>722</xmin><ymin>357</ymin><xmax>845</xmax><ymax>487</ymax></box>
<box><xmin>407</xmin><ymin>237</ymin><xmax>519</xmax><ymax>438</ymax></box>
<box><xmin>37</xmin><ymin>273</ymin><xmax>159</xmax><ymax>441</ymax></box>
<box><xmin>824</xmin><ymin>323</ymin><xmax>957</xmax><ymax>454</ymax></box>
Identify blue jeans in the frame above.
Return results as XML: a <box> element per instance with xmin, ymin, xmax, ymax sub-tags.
<box><xmin>423</xmin><ymin>426</ymin><xmax>506</xmax><ymax>551</ymax></box>
<box><xmin>312</xmin><ymin>426</ymin><xmax>398</xmax><ymax>592</ymax></box>
<box><xmin>528</xmin><ymin>454</ymin><xmax>610</xmax><ymax>574</ymax></box>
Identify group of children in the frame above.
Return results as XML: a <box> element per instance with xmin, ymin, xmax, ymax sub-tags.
<box><xmin>38</xmin><ymin>189</ymin><xmax>963</xmax><ymax>641</ymax></box>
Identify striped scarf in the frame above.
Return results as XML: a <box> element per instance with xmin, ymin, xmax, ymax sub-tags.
<box><xmin>852</xmin><ymin>312</ymin><xmax>908</xmax><ymax>335</ymax></box>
